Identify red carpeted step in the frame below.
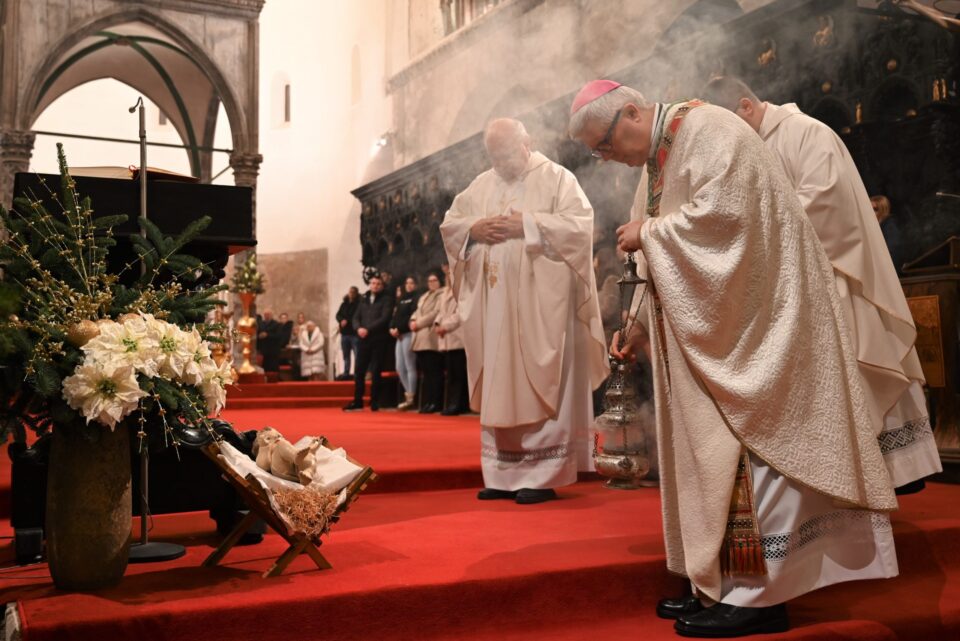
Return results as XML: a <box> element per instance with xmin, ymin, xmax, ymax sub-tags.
<box><xmin>226</xmin><ymin>381</ymin><xmax>364</xmax><ymax>399</ymax></box>
<box><xmin>4</xmin><ymin>483</ymin><xmax>960</xmax><ymax>641</ymax></box>
<box><xmin>219</xmin><ymin>407</ymin><xmax>484</xmax><ymax>494</ymax></box>
<box><xmin>225</xmin><ymin>396</ymin><xmax>358</xmax><ymax>409</ymax></box>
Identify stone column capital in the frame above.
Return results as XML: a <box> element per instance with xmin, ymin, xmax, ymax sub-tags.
<box><xmin>0</xmin><ymin>129</ymin><xmax>37</xmax><ymax>207</ymax></box>
<box><xmin>229</xmin><ymin>151</ymin><xmax>263</xmax><ymax>188</ymax></box>
<box><xmin>0</xmin><ymin>129</ymin><xmax>37</xmax><ymax>159</ymax></box>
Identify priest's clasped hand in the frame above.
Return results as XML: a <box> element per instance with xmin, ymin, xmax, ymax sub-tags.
<box><xmin>469</xmin><ymin>212</ymin><xmax>524</xmax><ymax>245</ymax></box>
<box><xmin>616</xmin><ymin>219</ymin><xmax>646</xmax><ymax>253</ymax></box>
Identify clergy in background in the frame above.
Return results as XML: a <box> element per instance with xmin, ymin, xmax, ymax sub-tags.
<box><xmin>569</xmin><ymin>81</ymin><xmax>898</xmax><ymax>637</ymax></box>
<box><xmin>702</xmin><ymin>76</ymin><xmax>941</xmax><ymax>490</ymax></box>
<box><xmin>440</xmin><ymin>118</ymin><xmax>608</xmax><ymax>505</ymax></box>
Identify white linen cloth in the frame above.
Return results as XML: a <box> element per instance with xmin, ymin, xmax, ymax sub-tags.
<box><xmin>218</xmin><ymin>439</ymin><xmax>363</xmax><ymax>504</ymax></box>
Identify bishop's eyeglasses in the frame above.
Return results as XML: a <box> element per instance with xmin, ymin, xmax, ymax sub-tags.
<box><xmin>591</xmin><ymin>108</ymin><xmax>623</xmax><ymax>159</ymax></box>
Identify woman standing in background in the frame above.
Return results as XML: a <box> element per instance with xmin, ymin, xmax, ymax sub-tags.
<box><xmin>390</xmin><ymin>276</ymin><xmax>422</xmax><ymax>410</ymax></box>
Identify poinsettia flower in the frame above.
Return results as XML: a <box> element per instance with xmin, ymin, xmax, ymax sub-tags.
<box><xmin>199</xmin><ymin>357</ymin><xmax>234</xmax><ymax>415</ymax></box>
<box><xmin>152</xmin><ymin>320</ymin><xmax>196</xmax><ymax>380</ymax></box>
<box><xmin>83</xmin><ymin>317</ymin><xmax>160</xmax><ymax>377</ymax></box>
<box><xmin>181</xmin><ymin>329</ymin><xmax>213</xmax><ymax>386</ymax></box>
<box><xmin>62</xmin><ymin>360</ymin><xmax>148</xmax><ymax>429</ymax></box>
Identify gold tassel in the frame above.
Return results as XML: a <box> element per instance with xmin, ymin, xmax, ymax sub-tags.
<box><xmin>721</xmin><ymin>453</ymin><xmax>768</xmax><ymax>576</ymax></box>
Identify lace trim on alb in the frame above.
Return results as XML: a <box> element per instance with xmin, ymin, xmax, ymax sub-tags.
<box><xmin>877</xmin><ymin>417</ymin><xmax>934</xmax><ymax>455</ymax></box>
<box><xmin>761</xmin><ymin>510</ymin><xmax>891</xmax><ymax>562</ymax></box>
<box><xmin>481</xmin><ymin>443</ymin><xmax>571</xmax><ymax>463</ymax></box>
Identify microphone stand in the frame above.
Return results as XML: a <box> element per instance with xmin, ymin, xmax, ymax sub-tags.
<box><xmin>127</xmin><ymin>97</ymin><xmax>186</xmax><ymax>563</ymax></box>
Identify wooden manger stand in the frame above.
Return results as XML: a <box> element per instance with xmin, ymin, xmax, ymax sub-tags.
<box><xmin>201</xmin><ymin>439</ymin><xmax>377</xmax><ymax>577</ymax></box>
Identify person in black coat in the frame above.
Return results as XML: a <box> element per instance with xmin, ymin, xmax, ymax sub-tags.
<box><xmin>343</xmin><ymin>275</ymin><xmax>394</xmax><ymax>411</ymax></box>
<box><xmin>335</xmin><ymin>286</ymin><xmax>361</xmax><ymax>380</ymax></box>
<box><xmin>256</xmin><ymin>309</ymin><xmax>283</xmax><ymax>373</ymax></box>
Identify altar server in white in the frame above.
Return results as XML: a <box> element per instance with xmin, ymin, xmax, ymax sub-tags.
<box><xmin>703</xmin><ymin>76</ymin><xmax>941</xmax><ymax>489</ymax></box>
<box><xmin>440</xmin><ymin>118</ymin><xmax>608</xmax><ymax>505</ymax></box>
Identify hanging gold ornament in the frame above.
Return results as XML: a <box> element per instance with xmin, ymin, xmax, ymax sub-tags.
<box><xmin>66</xmin><ymin>320</ymin><xmax>101</xmax><ymax>347</ymax></box>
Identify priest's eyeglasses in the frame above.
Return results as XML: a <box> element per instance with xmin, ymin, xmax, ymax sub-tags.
<box><xmin>591</xmin><ymin>108</ymin><xmax>623</xmax><ymax>158</ymax></box>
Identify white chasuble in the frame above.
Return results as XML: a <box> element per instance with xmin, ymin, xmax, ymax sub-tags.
<box><xmin>637</xmin><ymin>104</ymin><xmax>897</xmax><ymax>602</ymax></box>
<box><xmin>440</xmin><ymin>152</ymin><xmax>608</xmax><ymax>489</ymax></box>
<box><xmin>759</xmin><ymin>102</ymin><xmax>940</xmax><ymax>487</ymax></box>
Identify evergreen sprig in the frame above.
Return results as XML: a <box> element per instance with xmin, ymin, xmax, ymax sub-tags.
<box><xmin>0</xmin><ymin>144</ymin><xmax>228</xmax><ymax>443</ymax></box>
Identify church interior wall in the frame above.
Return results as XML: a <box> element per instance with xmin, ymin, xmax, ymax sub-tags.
<box><xmin>252</xmin><ymin>0</ymin><xmax>394</xmax><ymax>351</ymax></box>
<box><xmin>386</xmin><ymin>0</ymin><xmax>780</xmax><ymax>167</ymax></box>
<box><xmin>254</xmin><ymin>248</ymin><xmax>330</xmax><ymax>350</ymax></box>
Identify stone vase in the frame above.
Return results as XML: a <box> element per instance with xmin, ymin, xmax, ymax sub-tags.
<box><xmin>46</xmin><ymin>422</ymin><xmax>132</xmax><ymax>591</ymax></box>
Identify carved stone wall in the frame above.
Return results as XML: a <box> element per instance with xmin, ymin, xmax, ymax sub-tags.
<box><xmin>356</xmin><ymin>0</ymin><xmax>960</xmax><ymax>281</ymax></box>
<box><xmin>253</xmin><ymin>249</ymin><xmax>330</xmax><ymax>340</ymax></box>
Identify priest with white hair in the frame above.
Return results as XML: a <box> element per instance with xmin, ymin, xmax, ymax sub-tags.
<box><xmin>440</xmin><ymin>118</ymin><xmax>609</xmax><ymax>505</ymax></box>
<box><xmin>569</xmin><ymin>80</ymin><xmax>898</xmax><ymax>637</ymax></box>
<box><xmin>702</xmin><ymin>75</ymin><xmax>941</xmax><ymax>490</ymax></box>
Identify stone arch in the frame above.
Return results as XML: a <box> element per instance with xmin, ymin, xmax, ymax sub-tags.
<box><xmin>1</xmin><ymin>0</ymin><xmax>262</xmax><ymax>203</ymax></box>
<box><xmin>18</xmin><ymin>6</ymin><xmax>249</xmax><ymax>158</ymax></box>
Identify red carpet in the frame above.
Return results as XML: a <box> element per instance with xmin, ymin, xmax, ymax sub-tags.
<box><xmin>1</xmin><ymin>407</ymin><xmax>958</xmax><ymax>640</ymax></box>
<box><xmin>224</xmin><ymin>379</ymin><xmax>395</xmax><ymax>409</ymax></box>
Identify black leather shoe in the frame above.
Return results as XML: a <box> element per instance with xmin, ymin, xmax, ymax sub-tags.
<box><xmin>895</xmin><ymin>479</ymin><xmax>926</xmax><ymax>495</ymax></box>
<box><xmin>441</xmin><ymin>407</ymin><xmax>461</xmax><ymax>416</ymax></box>
<box><xmin>342</xmin><ymin>401</ymin><xmax>363</xmax><ymax>412</ymax></box>
<box><xmin>656</xmin><ymin>595</ymin><xmax>704</xmax><ymax>620</ymax></box>
<box><xmin>418</xmin><ymin>404</ymin><xmax>439</xmax><ymax>414</ymax></box>
<box><xmin>515</xmin><ymin>488</ymin><xmax>557</xmax><ymax>504</ymax></box>
<box><xmin>675</xmin><ymin>603</ymin><xmax>789</xmax><ymax>638</ymax></box>
<box><xmin>477</xmin><ymin>488</ymin><xmax>518</xmax><ymax>500</ymax></box>
<box><xmin>370</xmin><ymin>403</ymin><xmax>380</xmax><ymax>412</ymax></box>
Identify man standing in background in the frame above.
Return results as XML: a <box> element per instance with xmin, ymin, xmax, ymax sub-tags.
<box><xmin>343</xmin><ymin>275</ymin><xmax>393</xmax><ymax>412</ymax></box>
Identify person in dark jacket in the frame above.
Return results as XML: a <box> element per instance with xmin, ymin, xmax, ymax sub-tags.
<box><xmin>256</xmin><ymin>309</ymin><xmax>283</xmax><ymax>374</ymax></box>
<box><xmin>343</xmin><ymin>276</ymin><xmax>394</xmax><ymax>411</ymax></box>
<box><xmin>390</xmin><ymin>276</ymin><xmax>422</xmax><ymax>410</ymax></box>
<box><xmin>335</xmin><ymin>286</ymin><xmax>360</xmax><ymax>380</ymax></box>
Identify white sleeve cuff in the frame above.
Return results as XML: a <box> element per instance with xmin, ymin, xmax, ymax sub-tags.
<box><xmin>522</xmin><ymin>212</ymin><xmax>543</xmax><ymax>253</ymax></box>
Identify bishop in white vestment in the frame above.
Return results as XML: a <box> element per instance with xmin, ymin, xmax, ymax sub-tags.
<box><xmin>440</xmin><ymin>118</ymin><xmax>608</xmax><ymax>504</ymax></box>
<box><xmin>570</xmin><ymin>80</ymin><xmax>899</xmax><ymax>637</ymax></box>
<box><xmin>703</xmin><ymin>76</ymin><xmax>942</xmax><ymax>489</ymax></box>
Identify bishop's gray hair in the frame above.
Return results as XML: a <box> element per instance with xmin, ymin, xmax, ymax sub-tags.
<box><xmin>568</xmin><ymin>86</ymin><xmax>651</xmax><ymax>139</ymax></box>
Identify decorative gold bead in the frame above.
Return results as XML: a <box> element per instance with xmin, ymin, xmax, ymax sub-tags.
<box><xmin>66</xmin><ymin>319</ymin><xmax>100</xmax><ymax>347</ymax></box>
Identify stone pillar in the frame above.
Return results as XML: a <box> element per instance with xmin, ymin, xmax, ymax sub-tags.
<box><xmin>230</xmin><ymin>150</ymin><xmax>263</xmax><ymax>235</ymax></box>
<box><xmin>0</xmin><ymin>130</ymin><xmax>36</xmax><ymax>208</ymax></box>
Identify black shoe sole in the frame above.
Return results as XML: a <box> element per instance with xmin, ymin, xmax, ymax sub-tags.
<box><xmin>674</xmin><ymin>616</ymin><xmax>789</xmax><ymax>638</ymax></box>
<box><xmin>657</xmin><ymin>604</ymin><xmax>703</xmax><ymax>620</ymax></box>
<box><xmin>515</xmin><ymin>490</ymin><xmax>557</xmax><ymax>505</ymax></box>
<box><xmin>477</xmin><ymin>489</ymin><xmax>518</xmax><ymax>500</ymax></box>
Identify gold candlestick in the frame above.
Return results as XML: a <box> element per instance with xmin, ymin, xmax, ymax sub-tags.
<box><xmin>237</xmin><ymin>291</ymin><xmax>258</xmax><ymax>375</ymax></box>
